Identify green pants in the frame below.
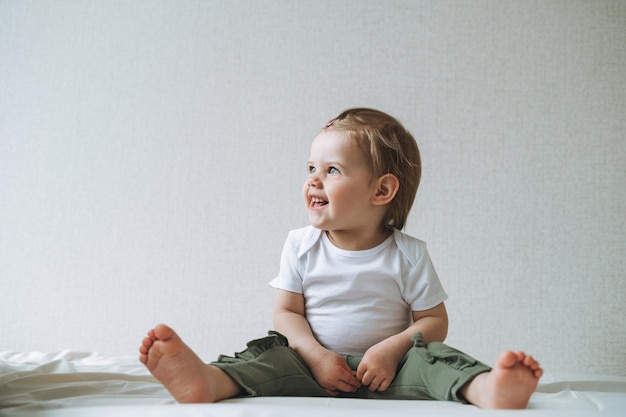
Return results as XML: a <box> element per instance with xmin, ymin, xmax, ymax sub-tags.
<box><xmin>212</xmin><ymin>331</ymin><xmax>491</xmax><ymax>402</ymax></box>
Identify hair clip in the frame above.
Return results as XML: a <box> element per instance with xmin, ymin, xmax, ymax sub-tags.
<box><xmin>324</xmin><ymin>118</ymin><xmax>336</xmax><ymax>128</ymax></box>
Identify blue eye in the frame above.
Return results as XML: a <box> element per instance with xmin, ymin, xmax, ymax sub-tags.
<box><xmin>308</xmin><ymin>165</ymin><xmax>316</xmax><ymax>174</ymax></box>
<box><xmin>328</xmin><ymin>167</ymin><xmax>340</xmax><ymax>174</ymax></box>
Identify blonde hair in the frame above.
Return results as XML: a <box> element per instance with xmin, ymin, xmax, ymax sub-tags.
<box><xmin>324</xmin><ymin>108</ymin><xmax>421</xmax><ymax>230</ymax></box>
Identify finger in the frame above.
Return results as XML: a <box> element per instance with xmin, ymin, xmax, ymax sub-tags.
<box><xmin>368</xmin><ymin>376</ymin><xmax>381</xmax><ymax>392</ymax></box>
<box><xmin>338</xmin><ymin>373</ymin><xmax>361</xmax><ymax>390</ymax></box>
<box><xmin>325</xmin><ymin>388</ymin><xmax>339</xmax><ymax>396</ymax></box>
<box><xmin>377</xmin><ymin>378</ymin><xmax>391</xmax><ymax>392</ymax></box>
<box><xmin>360</xmin><ymin>370</ymin><xmax>373</xmax><ymax>387</ymax></box>
<box><xmin>356</xmin><ymin>363</ymin><xmax>365</xmax><ymax>381</ymax></box>
<box><xmin>362</xmin><ymin>371</ymin><xmax>380</xmax><ymax>391</ymax></box>
<box><xmin>339</xmin><ymin>367</ymin><xmax>360</xmax><ymax>386</ymax></box>
<box><xmin>335</xmin><ymin>380</ymin><xmax>359</xmax><ymax>393</ymax></box>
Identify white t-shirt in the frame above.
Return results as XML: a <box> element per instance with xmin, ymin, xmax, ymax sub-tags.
<box><xmin>269</xmin><ymin>226</ymin><xmax>448</xmax><ymax>356</ymax></box>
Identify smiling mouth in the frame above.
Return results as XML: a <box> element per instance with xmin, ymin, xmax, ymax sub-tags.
<box><xmin>310</xmin><ymin>196</ymin><xmax>328</xmax><ymax>208</ymax></box>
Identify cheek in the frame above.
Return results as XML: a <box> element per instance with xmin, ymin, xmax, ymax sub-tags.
<box><xmin>301</xmin><ymin>183</ymin><xmax>310</xmax><ymax>205</ymax></box>
<box><xmin>332</xmin><ymin>184</ymin><xmax>365</xmax><ymax>208</ymax></box>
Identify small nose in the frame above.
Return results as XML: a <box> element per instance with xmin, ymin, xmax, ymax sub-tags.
<box><xmin>307</xmin><ymin>173</ymin><xmax>320</xmax><ymax>188</ymax></box>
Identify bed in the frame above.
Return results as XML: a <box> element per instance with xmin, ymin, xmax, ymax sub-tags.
<box><xmin>1</xmin><ymin>351</ymin><xmax>625</xmax><ymax>417</ymax></box>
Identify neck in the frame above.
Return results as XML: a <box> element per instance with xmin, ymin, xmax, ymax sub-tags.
<box><xmin>325</xmin><ymin>227</ymin><xmax>392</xmax><ymax>251</ymax></box>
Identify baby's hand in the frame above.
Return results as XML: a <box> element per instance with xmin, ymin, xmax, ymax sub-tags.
<box><xmin>356</xmin><ymin>342</ymin><xmax>402</xmax><ymax>392</ymax></box>
<box><xmin>309</xmin><ymin>348</ymin><xmax>360</xmax><ymax>396</ymax></box>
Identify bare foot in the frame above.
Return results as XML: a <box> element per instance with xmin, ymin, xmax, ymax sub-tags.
<box><xmin>461</xmin><ymin>350</ymin><xmax>543</xmax><ymax>409</ymax></box>
<box><xmin>139</xmin><ymin>324</ymin><xmax>241</xmax><ymax>403</ymax></box>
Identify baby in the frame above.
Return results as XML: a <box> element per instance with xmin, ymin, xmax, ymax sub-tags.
<box><xmin>140</xmin><ymin>108</ymin><xmax>542</xmax><ymax>408</ymax></box>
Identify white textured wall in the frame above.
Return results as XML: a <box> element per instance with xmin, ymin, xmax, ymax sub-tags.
<box><xmin>1</xmin><ymin>1</ymin><xmax>624</xmax><ymax>376</ymax></box>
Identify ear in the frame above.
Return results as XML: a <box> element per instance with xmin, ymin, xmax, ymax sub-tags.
<box><xmin>372</xmin><ymin>174</ymin><xmax>399</xmax><ymax>206</ymax></box>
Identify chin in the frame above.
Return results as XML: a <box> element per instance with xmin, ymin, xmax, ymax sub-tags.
<box><xmin>308</xmin><ymin>217</ymin><xmax>325</xmax><ymax>230</ymax></box>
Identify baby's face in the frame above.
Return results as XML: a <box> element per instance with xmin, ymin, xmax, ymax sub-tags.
<box><xmin>303</xmin><ymin>130</ymin><xmax>378</xmax><ymax>233</ymax></box>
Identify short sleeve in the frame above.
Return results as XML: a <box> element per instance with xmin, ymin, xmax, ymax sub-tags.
<box><xmin>268</xmin><ymin>232</ymin><xmax>304</xmax><ymax>294</ymax></box>
<box><xmin>402</xmin><ymin>241</ymin><xmax>448</xmax><ymax>311</ymax></box>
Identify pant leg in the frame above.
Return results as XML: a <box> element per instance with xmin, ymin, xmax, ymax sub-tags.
<box><xmin>341</xmin><ymin>333</ymin><xmax>491</xmax><ymax>402</ymax></box>
<box><xmin>211</xmin><ymin>331</ymin><xmax>328</xmax><ymax>397</ymax></box>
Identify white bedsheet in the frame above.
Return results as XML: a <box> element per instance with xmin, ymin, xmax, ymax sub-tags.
<box><xmin>1</xmin><ymin>351</ymin><xmax>625</xmax><ymax>416</ymax></box>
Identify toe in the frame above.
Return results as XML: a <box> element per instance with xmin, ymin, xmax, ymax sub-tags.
<box><xmin>497</xmin><ymin>351</ymin><xmax>519</xmax><ymax>368</ymax></box>
<box><xmin>153</xmin><ymin>324</ymin><xmax>175</xmax><ymax>341</ymax></box>
<box><xmin>522</xmin><ymin>355</ymin><xmax>537</xmax><ymax>367</ymax></box>
<box><xmin>142</xmin><ymin>336</ymin><xmax>153</xmax><ymax>348</ymax></box>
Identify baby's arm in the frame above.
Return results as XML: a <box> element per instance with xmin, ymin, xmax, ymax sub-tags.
<box><xmin>273</xmin><ymin>289</ymin><xmax>360</xmax><ymax>396</ymax></box>
<box><xmin>356</xmin><ymin>302</ymin><xmax>449</xmax><ymax>392</ymax></box>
